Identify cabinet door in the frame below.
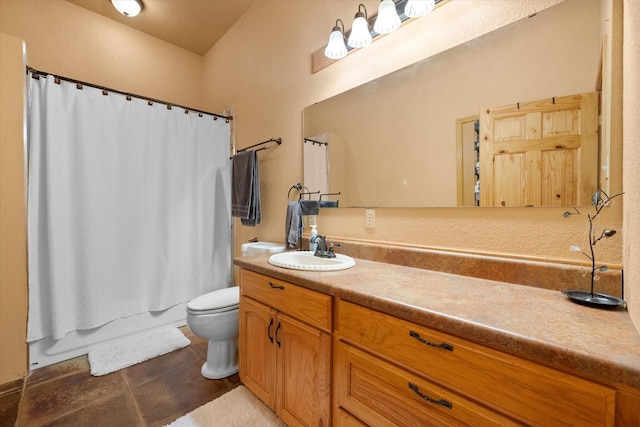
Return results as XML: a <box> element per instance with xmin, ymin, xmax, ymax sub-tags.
<box><xmin>276</xmin><ymin>313</ymin><xmax>332</xmax><ymax>427</ymax></box>
<box><xmin>239</xmin><ymin>296</ymin><xmax>277</xmax><ymax>409</ymax></box>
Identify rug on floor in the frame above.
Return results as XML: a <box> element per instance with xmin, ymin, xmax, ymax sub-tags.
<box><xmin>166</xmin><ymin>385</ymin><xmax>286</xmax><ymax>427</ymax></box>
<box><xmin>88</xmin><ymin>327</ymin><xmax>190</xmax><ymax>376</ymax></box>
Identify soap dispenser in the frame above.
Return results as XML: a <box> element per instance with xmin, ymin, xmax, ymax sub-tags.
<box><xmin>309</xmin><ymin>224</ymin><xmax>318</xmax><ymax>252</ymax></box>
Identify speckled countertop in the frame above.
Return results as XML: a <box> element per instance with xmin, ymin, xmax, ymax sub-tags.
<box><xmin>234</xmin><ymin>254</ymin><xmax>640</xmax><ymax>391</ymax></box>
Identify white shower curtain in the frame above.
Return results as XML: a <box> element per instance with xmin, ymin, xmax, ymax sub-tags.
<box><xmin>27</xmin><ymin>74</ymin><xmax>232</xmax><ymax>342</ymax></box>
<box><xmin>303</xmin><ymin>133</ymin><xmax>329</xmax><ymax>197</ymax></box>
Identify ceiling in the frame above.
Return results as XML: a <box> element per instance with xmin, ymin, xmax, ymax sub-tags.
<box><xmin>66</xmin><ymin>0</ymin><xmax>256</xmax><ymax>56</ymax></box>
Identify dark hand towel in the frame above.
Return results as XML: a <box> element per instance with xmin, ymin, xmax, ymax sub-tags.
<box><xmin>232</xmin><ymin>151</ymin><xmax>261</xmax><ymax>226</ymax></box>
<box><xmin>285</xmin><ymin>201</ymin><xmax>301</xmax><ymax>248</ymax></box>
<box><xmin>319</xmin><ymin>200</ymin><xmax>339</xmax><ymax>208</ymax></box>
<box><xmin>300</xmin><ymin>200</ymin><xmax>320</xmax><ymax>215</ymax></box>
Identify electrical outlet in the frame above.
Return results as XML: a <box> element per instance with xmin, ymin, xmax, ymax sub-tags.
<box><xmin>365</xmin><ymin>209</ymin><xmax>375</xmax><ymax>229</ymax></box>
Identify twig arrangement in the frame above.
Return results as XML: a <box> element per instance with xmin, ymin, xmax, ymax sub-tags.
<box><xmin>562</xmin><ymin>190</ymin><xmax>623</xmax><ymax>297</ymax></box>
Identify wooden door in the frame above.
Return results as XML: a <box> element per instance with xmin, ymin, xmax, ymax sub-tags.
<box><xmin>479</xmin><ymin>92</ymin><xmax>598</xmax><ymax>207</ymax></box>
<box><xmin>276</xmin><ymin>313</ymin><xmax>332</xmax><ymax>427</ymax></box>
<box><xmin>239</xmin><ymin>297</ymin><xmax>277</xmax><ymax>409</ymax></box>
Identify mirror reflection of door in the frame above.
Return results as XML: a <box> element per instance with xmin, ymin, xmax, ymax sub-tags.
<box><xmin>456</xmin><ymin>116</ymin><xmax>481</xmax><ymax>207</ymax></box>
<box><xmin>479</xmin><ymin>92</ymin><xmax>598</xmax><ymax>207</ymax></box>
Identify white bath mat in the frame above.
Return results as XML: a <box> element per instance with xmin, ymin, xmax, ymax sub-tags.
<box><xmin>88</xmin><ymin>327</ymin><xmax>190</xmax><ymax>376</ymax></box>
<box><xmin>165</xmin><ymin>386</ymin><xmax>286</xmax><ymax>427</ymax></box>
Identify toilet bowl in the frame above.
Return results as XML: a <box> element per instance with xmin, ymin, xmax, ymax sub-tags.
<box><xmin>186</xmin><ymin>286</ymin><xmax>239</xmax><ymax>379</ymax></box>
<box><xmin>187</xmin><ymin>242</ymin><xmax>283</xmax><ymax>379</ymax></box>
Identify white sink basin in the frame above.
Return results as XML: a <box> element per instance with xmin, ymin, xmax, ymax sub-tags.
<box><xmin>268</xmin><ymin>251</ymin><xmax>355</xmax><ymax>271</ymax></box>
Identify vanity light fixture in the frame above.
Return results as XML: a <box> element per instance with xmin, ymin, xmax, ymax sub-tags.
<box><xmin>320</xmin><ymin>0</ymin><xmax>442</xmax><ymax>63</ymax></box>
<box><xmin>374</xmin><ymin>0</ymin><xmax>402</xmax><ymax>34</ymax></box>
<box><xmin>404</xmin><ymin>0</ymin><xmax>436</xmax><ymax>18</ymax></box>
<box><xmin>347</xmin><ymin>4</ymin><xmax>372</xmax><ymax>48</ymax></box>
<box><xmin>111</xmin><ymin>0</ymin><xmax>143</xmax><ymax>17</ymax></box>
<box><xmin>324</xmin><ymin>19</ymin><xmax>348</xmax><ymax>59</ymax></box>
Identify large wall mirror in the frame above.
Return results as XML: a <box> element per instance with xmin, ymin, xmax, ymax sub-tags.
<box><xmin>303</xmin><ymin>0</ymin><xmax>614</xmax><ymax>208</ymax></box>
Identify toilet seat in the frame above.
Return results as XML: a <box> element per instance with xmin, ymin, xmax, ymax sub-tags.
<box><xmin>187</xmin><ymin>286</ymin><xmax>239</xmax><ymax>314</ymax></box>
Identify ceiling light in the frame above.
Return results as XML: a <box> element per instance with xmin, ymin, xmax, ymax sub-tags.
<box><xmin>404</xmin><ymin>0</ymin><xmax>435</xmax><ymax>18</ymax></box>
<box><xmin>111</xmin><ymin>0</ymin><xmax>143</xmax><ymax>17</ymax></box>
<box><xmin>347</xmin><ymin>4</ymin><xmax>372</xmax><ymax>48</ymax></box>
<box><xmin>374</xmin><ymin>0</ymin><xmax>401</xmax><ymax>34</ymax></box>
<box><xmin>324</xmin><ymin>19</ymin><xmax>348</xmax><ymax>59</ymax></box>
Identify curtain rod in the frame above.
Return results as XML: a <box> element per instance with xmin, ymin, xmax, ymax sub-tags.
<box><xmin>237</xmin><ymin>138</ymin><xmax>282</xmax><ymax>153</ymax></box>
<box><xmin>26</xmin><ymin>66</ymin><xmax>233</xmax><ymax>122</ymax></box>
<box><xmin>304</xmin><ymin>138</ymin><xmax>327</xmax><ymax>146</ymax></box>
<box><xmin>230</xmin><ymin>137</ymin><xmax>281</xmax><ymax>159</ymax></box>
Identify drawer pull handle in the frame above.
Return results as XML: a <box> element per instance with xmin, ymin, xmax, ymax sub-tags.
<box><xmin>409</xmin><ymin>331</ymin><xmax>453</xmax><ymax>351</ymax></box>
<box><xmin>275</xmin><ymin>322</ymin><xmax>282</xmax><ymax>347</ymax></box>
<box><xmin>267</xmin><ymin>318</ymin><xmax>274</xmax><ymax>343</ymax></box>
<box><xmin>268</xmin><ymin>281</ymin><xmax>285</xmax><ymax>290</ymax></box>
<box><xmin>409</xmin><ymin>383</ymin><xmax>453</xmax><ymax>409</ymax></box>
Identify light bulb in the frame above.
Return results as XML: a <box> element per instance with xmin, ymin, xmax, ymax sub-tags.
<box><xmin>404</xmin><ymin>0</ymin><xmax>435</xmax><ymax>18</ymax></box>
<box><xmin>348</xmin><ymin>5</ymin><xmax>372</xmax><ymax>48</ymax></box>
<box><xmin>324</xmin><ymin>20</ymin><xmax>348</xmax><ymax>59</ymax></box>
<box><xmin>374</xmin><ymin>0</ymin><xmax>401</xmax><ymax>34</ymax></box>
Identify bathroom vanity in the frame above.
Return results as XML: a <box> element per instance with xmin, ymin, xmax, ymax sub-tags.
<box><xmin>235</xmin><ymin>254</ymin><xmax>640</xmax><ymax>426</ymax></box>
<box><xmin>239</xmin><ymin>269</ymin><xmax>332</xmax><ymax>426</ymax></box>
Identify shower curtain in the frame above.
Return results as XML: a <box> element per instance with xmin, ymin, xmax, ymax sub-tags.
<box><xmin>27</xmin><ymin>73</ymin><xmax>232</xmax><ymax>342</ymax></box>
<box><xmin>303</xmin><ymin>133</ymin><xmax>329</xmax><ymax>198</ymax></box>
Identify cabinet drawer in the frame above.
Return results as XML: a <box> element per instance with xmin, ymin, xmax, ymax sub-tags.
<box><xmin>337</xmin><ymin>300</ymin><xmax>615</xmax><ymax>426</ymax></box>
<box><xmin>336</xmin><ymin>341</ymin><xmax>519</xmax><ymax>427</ymax></box>
<box><xmin>240</xmin><ymin>269</ymin><xmax>332</xmax><ymax>331</ymax></box>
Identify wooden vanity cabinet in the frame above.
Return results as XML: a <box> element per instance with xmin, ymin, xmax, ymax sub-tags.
<box><xmin>239</xmin><ymin>269</ymin><xmax>332</xmax><ymax>427</ymax></box>
<box><xmin>335</xmin><ymin>340</ymin><xmax>519</xmax><ymax>426</ymax></box>
<box><xmin>335</xmin><ymin>299</ymin><xmax>616</xmax><ymax>427</ymax></box>
<box><xmin>238</xmin><ymin>268</ymin><xmax>630</xmax><ymax>426</ymax></box>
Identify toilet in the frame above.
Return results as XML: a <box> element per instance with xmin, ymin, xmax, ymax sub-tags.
<box><xmin>186</xmin><ymin>286</ymin><xmax>240</xmax><ymax>379</ymax></box>
<box><xmin>187</xmin><ymin>242</ymin><xmax>285</xmax><ymax>379</ymax></box>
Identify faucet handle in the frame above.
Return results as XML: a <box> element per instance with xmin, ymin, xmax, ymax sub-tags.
<box><xmin>328</xmin><ymin>242</ymin><xmax>342</xmax><ymax>256</ymax></box>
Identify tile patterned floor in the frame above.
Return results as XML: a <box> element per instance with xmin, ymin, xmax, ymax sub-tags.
<box><xmin>0</xmin><ymin>327</ymin><xmax>241</xmax><ymax>427</ymax></box>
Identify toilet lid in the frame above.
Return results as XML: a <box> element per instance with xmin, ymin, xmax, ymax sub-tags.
<box><xmin>187</xmin><ymin>286</ymin><xmax>239</xmax><ymax>311</ymax></box>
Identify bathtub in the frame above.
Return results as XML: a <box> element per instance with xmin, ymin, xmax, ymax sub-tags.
<box><xmin>29</xmin><ymin>303</ymin><xmax>187</xmax><ymax>370</ymax></box>
<box><xmin>29</xmin><ymin>242</ymin><xmax>284</xmax><ymax>370</ymax></box>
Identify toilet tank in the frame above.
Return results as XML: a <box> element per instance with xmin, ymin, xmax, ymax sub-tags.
<box><xmin>241</xmin><ymin>241</ymin><xmax>286</xmax><ymax>257</ymax></box>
